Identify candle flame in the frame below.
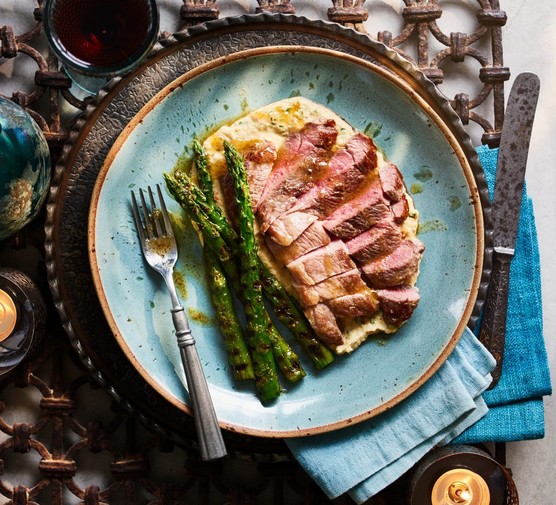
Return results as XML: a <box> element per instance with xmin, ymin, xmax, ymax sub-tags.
<box><xmin>448</xmin><ymin>481</ymin><xmax>472</xmax><ymax>504</ymax></box>
<box><xmin>459</xmin><ymin>489</ymin><xmax>471</xmax><ymax>501</ymax></box>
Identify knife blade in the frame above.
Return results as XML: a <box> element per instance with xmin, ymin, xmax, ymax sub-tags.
<box><xmin>479</xmin><ymin>72</ymin><xmax>540</xmax><ymax>388</ymax></box>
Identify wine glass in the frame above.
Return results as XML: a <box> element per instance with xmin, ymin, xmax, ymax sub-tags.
<box><xmin>43</xmin><ymin>0</ymin><xmax>160</xmax><ymax>94</ymax></box>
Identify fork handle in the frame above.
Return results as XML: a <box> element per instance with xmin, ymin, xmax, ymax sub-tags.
<box><xmin>172</xmin><ymin>307</ymin><xmax>227</xmax><ymax>461</ymax></box>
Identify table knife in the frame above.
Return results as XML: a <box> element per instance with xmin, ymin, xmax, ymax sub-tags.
<box><xmin>479</xmin><ymin>72</ymin><xmax>540</xmax><ymax>388</ymax></box>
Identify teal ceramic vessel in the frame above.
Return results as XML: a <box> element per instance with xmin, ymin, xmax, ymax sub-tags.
<box><xmin>0</xmin><ymin>96</ymin><xmax>51</xmax><ymax>240</ymax></box>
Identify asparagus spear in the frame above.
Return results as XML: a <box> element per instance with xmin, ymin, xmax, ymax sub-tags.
<box><xmin>204</xmin><ymin>248</ymin><xmax>255</xmax><ymax>381</ymax></box>
<box><xmin>222</xmin><ymin>141</ymin><xmax>282</xmax><ymax>401</ymax></box>
<box><xmin>192</xmin><ymin>138</ymin><xmax>215</xmax><ymax>205</ymax></box>
<box><xmin>265</xmin><ymin>320</ymin><xmax>306</xmax><ymax>383</ymax></box>
<box><xmin>188</xmin><ymin>144</ymin><xmax>334</xmax><ymax>369</ymax></box>
<box><xmin>166</xmin><ymin>173</ymin><xmax>263</xmax><ymax>385</ymax></box>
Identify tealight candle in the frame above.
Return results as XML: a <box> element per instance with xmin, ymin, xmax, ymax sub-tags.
<box><xmin>409</xmin><ymin>445</ymin><xmax>508</xmax><ymax>505</ymax></box>
<box><xmin>0</xmin><ymin>268</ymin><xmax>47</xmax><ymax>375</ymax></box>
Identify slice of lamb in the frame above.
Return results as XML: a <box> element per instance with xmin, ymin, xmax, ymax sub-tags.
<box><xmin>379</xmin><ymin>162</ymin><xmax>405</xmax><ymax>202</ymax></box>
<box><xmin>293</xmin><ymin>268</ymin><xmax>369</xmax><ymax>307</ymax></box>
<box><xmin>361</xmin><ymin>239</ymin><xmax>425</xmax><ymax>288</ymax></box>
<box><xmin>322</xmin><ymin>176</ymin><xmax>391</xmax><ymax>239</ymax></box>
<box><xmin>326</xmin><ymin>289</ymin><xmax>379</xmax><ymax>318</ymax></box>
<box><xmin>391</xmin><ymin>194</ymin><xmax>409</xmax><ymax>224</ymax></box>
<box><xmin>244</xmin><ymin>142</ymin><xmax>278</xmax><ymax>209</ymax></box>
<box><xmin>287</xmin><ymin>240</ymin><xmax>356</xmax><ymax>286</ymax></box>
<box><xmin>375</xmin><ymin>286</ymin><xmax>420</xmax><ymax>326</ymax></box>
<box><xmin>256</xmin><ymin>120</ymin><xmax>337</xmax><ymax>232</ymax></box>
<box><xmin>345</xmin><ymin>219</ymin><xmax>403</xmax><ymax>263</ymax></box>
<box><xmin>266</xmin><ymin>220</ymin><xmax>331</xmax><ymax>265</ymax></box>
<box><xmin>303</xmin><ymin>304</ymin><xmax>344</xmax><ymax>345</ymax></box>
<box><xmin>284</xmin><ymin>133</ymin><xmax>378</xmax><ymax>221</ymax></box>
<box><xmin>266</xmin><ymin>212</ymin><xmax>318</xmax><ymax>247</ymax></box>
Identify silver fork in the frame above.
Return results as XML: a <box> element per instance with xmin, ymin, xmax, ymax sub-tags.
<box><xmin>131</xmin><ymin>184</ymin><xmax>226</xmax><ymax>461</ymax></box>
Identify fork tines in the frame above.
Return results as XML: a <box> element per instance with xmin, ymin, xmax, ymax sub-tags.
<box><xmin>131</xmin><ymin>184</ymin><xmax>173</xmax><ymax>240</ymax></box>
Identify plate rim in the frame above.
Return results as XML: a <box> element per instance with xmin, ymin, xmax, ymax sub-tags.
<box><xmin>45</xmin><ymin>13</ymin><xmax>493</xmax><ymax>448</ymax></box>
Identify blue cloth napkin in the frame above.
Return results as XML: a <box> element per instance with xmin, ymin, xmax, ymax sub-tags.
<box><xmin>286</xmin><ymin>327</ymin><xmax>495</xmax><ymax>502</ymax></box>
<box><xmin>286</xmin><ymin>146</ymin><xmax>552</xmax><ymax>502</ymax></box>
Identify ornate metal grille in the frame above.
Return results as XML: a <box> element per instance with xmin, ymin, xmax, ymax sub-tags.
<box><xmin>1</xmin><ymin>0</ymin><xmax>509</xmax><ymax>156</ymax></box>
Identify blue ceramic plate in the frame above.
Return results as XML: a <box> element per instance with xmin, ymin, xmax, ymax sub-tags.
<box><xmin>88</xmin><ymin>47</ymin><xmax>484</xmax><ymax>437</ymax></box>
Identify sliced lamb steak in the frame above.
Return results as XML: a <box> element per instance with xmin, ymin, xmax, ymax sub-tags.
<box><xmin>379</xmin><ymin>162</ymin><xmax>405</xmax><ymax>202</ymax></box>
<box><xmin>283</xmin><ymin>133</ymin><xmax>378</xmax><ymax>221</ymax></box>
<box><xmin>345</xmin><ymin>219</ymin><xmax>403</xmax><ymax>263</ymax></box>
<box><xmin>266</xmin><ymin>212</ymin><xmax>317</xmax><ymax>247</ymax></box>
<box><xmin>287</xmin><ymin>240</ymin><xmax>356</xmax><ymax>286</ymax></box>
<box><xmin>303</xmin><ymin>304</ymin><xmax>344</xmax><ymax>345</ymax></box>
<box><xmin>256</xmin><ymin>120</ymin><xmax>338</xmax><ymax>232</ymax></box>
<box><xmin>322</xmin><ymin>176</ymin><xmax>391</xmax><ymax>239</ymax></box>
<box><xmin>293</xmin><ymin>268</ymin><xmax>370</xmax><ymax>307</ymax></box>
<box><xmin>391</xmin><ymin>194</ymin><xmax>410</xmax><ymax>224</ymax></box>
<box><xmin>244</xmin><ymin>142</ymin><xmax>278</xmax><ymax>209</ymax></box>
<box><xmin>325</xmin><ymin>289</ymin><xmax>379</xmax><ymax>318</ymax></box>
<box><xmin>361</xmin><ymin>239</ymin><xmax>425</xmax><ymax>288</ymax></box>
<box><xmin>375</xmin><ymin>286</ymin><xmax>420</xmax><ymax>325</ymax></box>
<box><xmin>266</xmin><ymin>220</ymin><xmax>330</xmax><ymax>265</ymax></box>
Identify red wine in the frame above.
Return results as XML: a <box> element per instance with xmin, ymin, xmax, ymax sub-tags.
<box><xmin>50</xmin><ymin>0</ymin><xmax>156</xmax><ymax>69</ymax></box>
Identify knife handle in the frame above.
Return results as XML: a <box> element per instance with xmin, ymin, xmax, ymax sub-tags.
<box><xmin>172</xmin><ymin>306</ymin><xmax>227</xmax><ymax>461</ymax></box>
<box><xmin>479</xmin><ymin>248</ymin><xmax>513</xmax><ymax>389</ymax></box>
